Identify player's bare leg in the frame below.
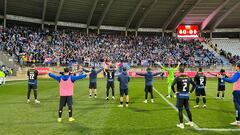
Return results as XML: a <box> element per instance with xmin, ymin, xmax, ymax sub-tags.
<box><xmin>89</xmin><ymin>89</ymin><xmax>92</xmax><ymax>98</ymax></box>
<box><xmin>126</xmin><ymin>95</ymin><xmax>129</xmax><ymax>107</ymax></box>
<box><xmin>118</xmin><ymin>96</ymin><xmax>123</xmax><ymax>107</ymax></box>
<box><xmin>94</xmin><ymin>89</ymin><xmax>97</xmax><ymax>98</ymax></box>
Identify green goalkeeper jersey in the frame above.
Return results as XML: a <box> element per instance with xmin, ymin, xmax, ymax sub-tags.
<box><xmin>0</xmin><ymin>71</ymin><xmax>5</xmax><ymax>77</ymax></box>
<box><xmin>161</xmin><ymin>65</ymin><xmax>179</xmax><ymax>81</ymax></box>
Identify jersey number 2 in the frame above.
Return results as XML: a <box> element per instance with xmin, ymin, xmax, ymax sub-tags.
<box><xmin>183</xmin><ymin>82</ymin><xmax>187</xmax><ymax>91</ymax></box>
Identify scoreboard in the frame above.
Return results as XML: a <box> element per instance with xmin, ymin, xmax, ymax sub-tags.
<box><xmin>177</xmin><ymin>25</ymin><xmax>198</xmax><ymax>38</ymax></box>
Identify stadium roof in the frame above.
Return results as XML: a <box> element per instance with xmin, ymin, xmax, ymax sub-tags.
<box><xmin>0</xmin><ymin>0</ymin><xmax>240</xmax><ymax>32</ymax></box>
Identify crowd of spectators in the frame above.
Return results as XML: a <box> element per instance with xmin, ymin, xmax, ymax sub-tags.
<box><xmin>210</xmin><ymin>43</ymin><xmax>239</xmax><ymax>65</ymax></box>
<box><xmin>0</xmin><ymin>25</ymin><xmax>221</xmax><ymax>67</ymax></box>
<box><xmin>219</xmin><ymin>49</ymin><xmax>239</xmax><ymax>65</ymax></box>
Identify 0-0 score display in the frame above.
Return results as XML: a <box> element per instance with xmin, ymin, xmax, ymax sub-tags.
<box><xmin>177</xmin><ymin>25</ymin><xmax>198</xmax><ymax>38</ymax></box>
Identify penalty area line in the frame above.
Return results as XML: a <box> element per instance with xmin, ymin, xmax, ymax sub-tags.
<box><xmin>153</xmin><ymin>87</ymin><xmax>240</xmax><ymax>132</ymax></box>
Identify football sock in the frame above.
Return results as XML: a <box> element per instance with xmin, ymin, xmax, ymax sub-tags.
<box><xmin>27</xmin><ymin>89</ymin><xmax>31</xmax><ymax>99</ymax></box>
<box><xmin>217</xmin><ymin>91</ymin><xmax>220</xmax><ymax>97</ymax></box>
<box><xmin>106</xmin><ymin>88</ymin><xmax>109</xmax><ymax>97</ymax></box>
<box><xmin>178</xmin><ymin>109</ymin><xmax>183</xmax><ymax>123</ymax></box>
<box><xmin>58</xmin><ymin>108</ymin><xmax>63</xmax><ymax>118</ymax></box>
<box><xmin>145</xmin><ymin>92</ymin><xmax>148</xmax><ymax>100</ymax></box>
<box><xmin>68</xmin><ymin>106</ymin><xmax>73</xmax><ymax>118</ymax></box>
<box><xmin>168</xmin><ymin>84</ymin><xmax>172</xmax><ymax>96</ymax></box>
<box><xmin>186</xmin><ymin>108</ymin><xmax>192</xmax><ymax>122</ymax></box>
<box><xmin>150</xmin><ymin>91</ymin><xmax>154</xmax><ymax>99</ymax></box>
<box><xmin>33</xmin><ymin>89</ymin><xmax>37</xmax><ymax>99</ymax></box>
<box><xmin>203</xmin><ymin>97</ymin><xmax>206</xmax><ymax>104</ymax></box>
<box><xmin>112</xmin><ymin>89</ymin><xmax>114</xmax><ymax>97</ymax></box>
<box><xmin>196</xmin><ymin>97</ymin><xmax>200</xmax><ymax>105</ymax></box>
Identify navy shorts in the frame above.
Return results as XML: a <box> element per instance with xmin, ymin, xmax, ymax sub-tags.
<box><xmin>218</xmin><ymin>85</ymin><xmax>225</xmax><ymax>91</ymax></box>
<box><xmin>233</xmin><ymin>91</ymin><xmax>240</xmax><ymax>108</ymax></box>
<box><xmin>59</xmin><ymin>96</ymin><xmax>73</xmax><ymax>108</ymax></box>
<box><xmin>176</xmin><ymin>98</ymin><xmax>190</xmax><ymax>110</ymax></box>
<box><xmin>145</xmin><ymin>86</ymin><xmax>153</xmax><ymax>92</ymax></box>
<box><xmin>195</xmin><ymin>87</ymin><xmax>206</xmax><ymax>96</ymax></box>
<box><xmin>28</xmin><ymin>84</ymin><xmax>37</xmax><ymax>90</ymax></box>
<box><xmin>120</xmin><ymin>88</ymin><xmax>128</xmax><ymax>96</ymax></box>
<box><xmin>89</xmin><ymin>82</ymin><xmax>97</xmax><ymax>89</ymax></box>
<box><xmin>107</xmin><ymin>81</ymin><xmax>114</xmax><ymax>90</ymax></box>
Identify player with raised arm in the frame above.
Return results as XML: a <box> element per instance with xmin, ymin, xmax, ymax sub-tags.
<box><xmin>159</xmin><ymin>62</ymin><xmax>180</xmax><ymax>98</ymax></box>
<box><xmin>118</xmin><ymin>67</ymin><xmax>130</xmax><ymax>107</ymax></box>
<box><xmin>217</xmin><ymin>61</ymin><xmax>240</xmax><ymax>126</ymax></box>
<box><xmin>83</xmin><ymin>66</ymin><xmax>102</xmax><ymax>98</ymax></box>
<box><xmin>48</xmin><ymin>67</ymin><xmax>87</xmax><ymax>122</ymax></box>
<box><xmin>208</xmin><ymin>69</ymin><xmax>228</xmax><ymax>99</ymax></box>
<box><xmin>105</xmin><ymin>64</ymin><xmax>116</xmax><ymax>100</ymax></box>
<box><xmin>171</xmin><ymin>67</ymin><xmax>196</xmax><ymax>129</ymax></box>
<box><xmin>194</xmin><ymin>68</ymin><xmax>207</xmax><ymax>108</ymax></box>
<box><xmin>136</xmin><ymin>67</ymin><xmax>161</xmax><ymax>103</ymax></box>
<box><xmin>27</xmin><ymin>64</ymin><xmax>40</xmax><ymax>104</ymax></box>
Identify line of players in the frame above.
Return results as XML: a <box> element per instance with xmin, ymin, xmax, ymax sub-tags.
<box><xmin>26</xmin><ymin>61</ymin><xmax>240</xmax><ymax>128</ymax></box>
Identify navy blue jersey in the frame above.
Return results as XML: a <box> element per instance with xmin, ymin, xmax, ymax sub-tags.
<box><xmin>218</xmin><ymin>74</ymin><xmax>227</xmax><ymax>87</ymax></box>
<box><xmin>118</xmin><ymin>72</ymin><xmax>130</xmax><ymax>89</ymax></box>
<box><xmin>136</xmin><ymin>72</ymin><xmax>160</xmax><ymax>86</ymax></box>
<box><xmin>194</xmin><ymin>73</ymin><xmax>206</xmax><ymax>89</ymax></box>
<box><xmin>105</xmin><ymin>69</ymin><xmax>116</xmax><ymax>82</ymax></box>
<box><xmin>83</xmin><ymin>68</ymin><xmax>102</xmax><ymax>83</ymax></box>
<box><xmin>27</xmin><ymin>69</ymin><xmax>38</xmax><ymax>85</ymax></box>
<box><xmin>172</xmin><ymin>74</ymin><xmax>196</xmax><ymax>99</ymax></box>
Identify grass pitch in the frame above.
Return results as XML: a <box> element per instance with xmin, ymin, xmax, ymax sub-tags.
<box><xmin>0</xmin><ymin>78</ymin><xmax>239</xmax><ymax>135</ymax></box>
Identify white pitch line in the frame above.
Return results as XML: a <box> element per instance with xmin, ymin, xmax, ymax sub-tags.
<box><xmin>4</xmin><ymin>81</ymin><xmax>26</xmax><ymax>86</ymax></box>
<box><xmin>3</xmin><ymin>80</ymin><xmax>55</xmax><ymax>86</ymax></box>
<box><xmin>153</xmin><ymin>87</ymin><xmax>200</xmax><ymax>129</ymax></box>
<box><xmin>153</xmin><ymin>87</ymin><xmax>240</xmax><ymax>132</ymax></box>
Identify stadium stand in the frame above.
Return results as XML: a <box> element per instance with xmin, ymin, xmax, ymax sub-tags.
<box><xmin>210</xmin><ymin>39</ymin><xmax>240</xmax><ymax>65</ymax></box>
<box><xmin>212</xmin><ymin>39</ymin><xmax>240</xmax><ymax>56</ymax></box>
<box><xmin>0</xmin><ymin>26</ymin><xmax>222</xmax><ymax>68</ymax></box>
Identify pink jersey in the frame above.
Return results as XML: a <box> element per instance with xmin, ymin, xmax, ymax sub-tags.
<box><xmin>233</xmin><ymin>78</ymin><xmax>240</xmax><ymax>91</ymax></box>
<box><xmin>60</xmin><ymin>77</ymin><xmax>74</xmax><ymax>96</ymax></box>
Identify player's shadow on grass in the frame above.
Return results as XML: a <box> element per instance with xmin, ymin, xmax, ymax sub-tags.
<box><xmin>206</xmin><ymin>107</ymin><xmax>233</xmax><ymax>114</ymax></box>
<box><xmin>128</xmin><ymin>106</ymin><xmax>173</xmax><ymax>113</ymax></box>
<box><xmin>62</xmin><ymin>123</ymin><xmax>91</xmax><ymax>134</ymax></box>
